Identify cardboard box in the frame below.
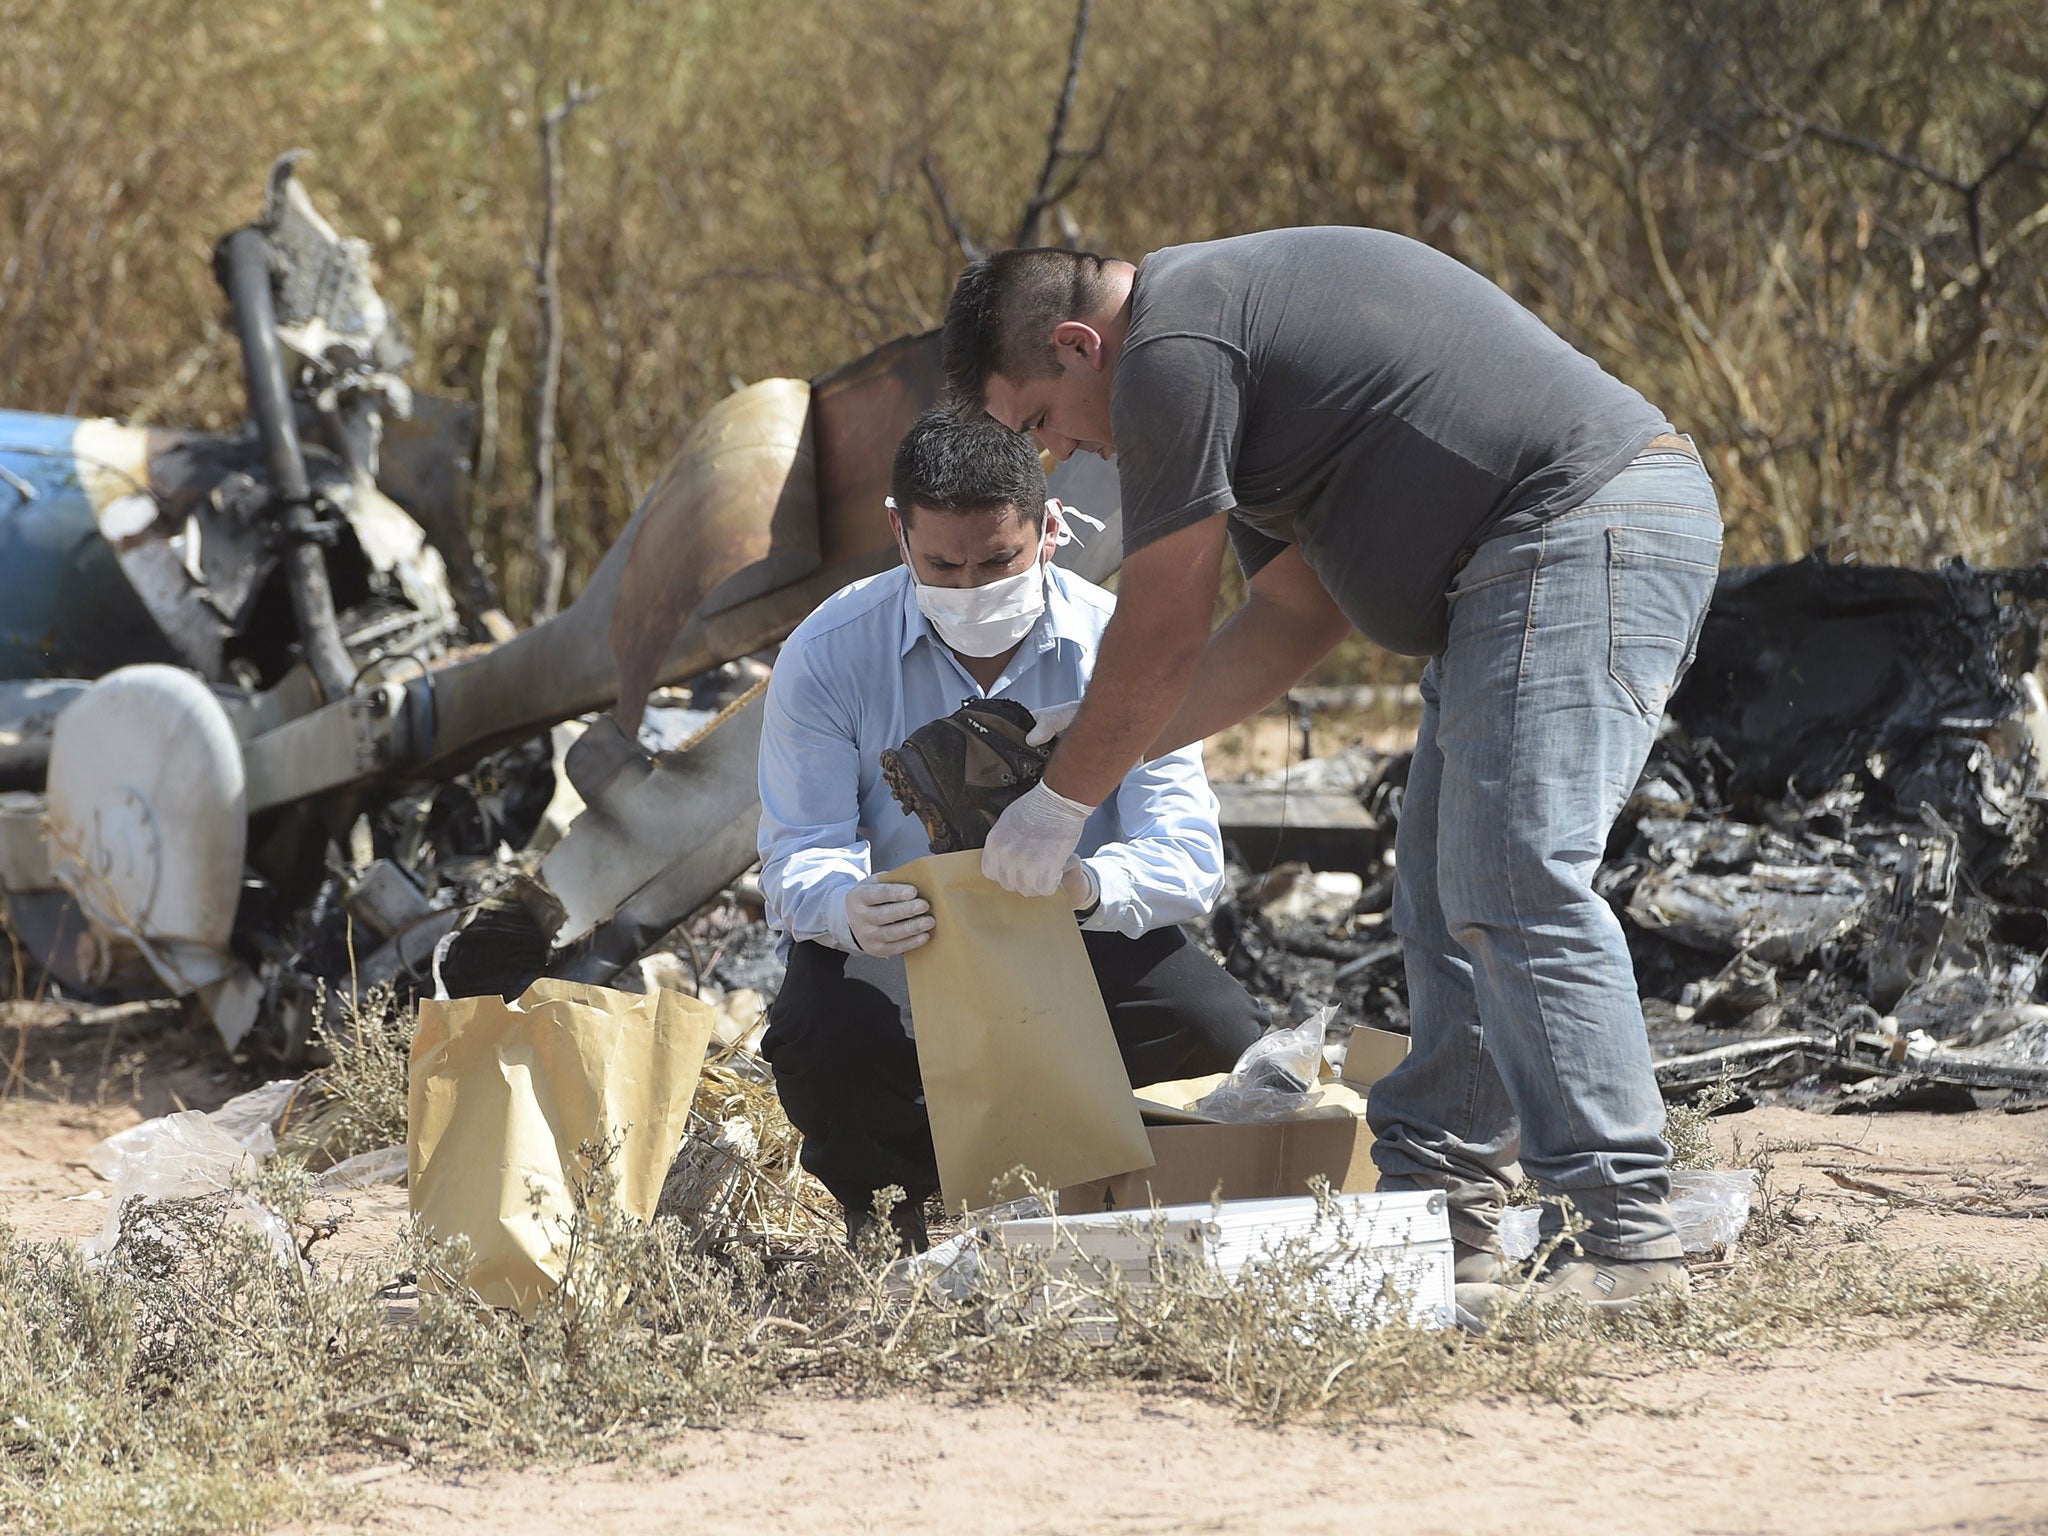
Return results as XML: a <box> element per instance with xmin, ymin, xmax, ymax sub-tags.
<box><xmin>1059</xmin><ymin>1114</ymin><xmax>1376</xmax><ymax>1213</ymax></box>
<box><xmin>1341</xmin><ymin>1025</ymin><xmax>1410</xmax><ymax>1091</ymax></box>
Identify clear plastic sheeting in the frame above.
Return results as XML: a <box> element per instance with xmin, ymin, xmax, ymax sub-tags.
<box><xmin>1499</xmin><ymin>1168</ymin><xmax>1758</xmax><ymax>1261</ymax></box>
<box><xmin>85</xmin><ymin>1077</ymin><xmax>299</xmax><ymax>1181</ymax></box>
<box><xmin>308</xmin><ymin>1143</ymin><xmax>408</xmax><ymax>1192</ymax></box>
<box><xmin>1191</xmin><ymin>1007</ymin><xmax>1334</xmax><ymax>1123</ymax></box>
<box><xmin>884</xmin><ymin>1196</ymin><xmax>1052</xmax><ymax>1302</ymax></box>
<box><xmin>83</xmin><ymin>1078</ymin><xmax>305</xmax><ymax>1263</ymax></box>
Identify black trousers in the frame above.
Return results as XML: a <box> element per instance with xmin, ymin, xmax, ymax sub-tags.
<box><xmin>761</xmin><ymin>925</ymin><xmax>1264</xmax><ymax>1211</ymax></box>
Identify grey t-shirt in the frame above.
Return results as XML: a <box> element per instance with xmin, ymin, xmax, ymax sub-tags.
<box><xmin>1111</xmin><ymin>227</ymin><xmax>1670</xmax><ymax>655</ymax></box>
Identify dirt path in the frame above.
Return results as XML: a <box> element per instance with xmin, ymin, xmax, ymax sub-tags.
<box><xmin>274</xmin><ymin>1104</ymin><xmax>2048</xmax><ymax>1536</ymax></box>
<box><xmin>4</xmin><ymin>1002</ymin><xmax>2045</xmax><ymax>1536</ymax></box>
<box><xmin>284</xmin><ymin>1340</ymin><xmax>2048</xmax><ymax>1536</ymax></box>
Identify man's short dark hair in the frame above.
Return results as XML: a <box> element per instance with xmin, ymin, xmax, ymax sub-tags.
<box><xmin>890</xmin><ymin>405</ymin><xmax>1047</xmax><ymax>526</ymax></box>
<box><xmin>941</xmin><ymin>247</ymin><xmax>1115</xmax><ymax>406</ymax></box>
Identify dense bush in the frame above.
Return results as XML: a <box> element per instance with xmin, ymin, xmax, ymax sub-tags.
<box><xmin>3</xmin><ymin>0</ymin><xmax>2044</xmax><ymax>658</ymax></box>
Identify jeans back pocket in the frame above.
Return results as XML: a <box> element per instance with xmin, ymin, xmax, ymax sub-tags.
<box><xmin>1607</xmin><ymin>525</ymin><xmax>1721</xmax><ymax>718</ymax></box>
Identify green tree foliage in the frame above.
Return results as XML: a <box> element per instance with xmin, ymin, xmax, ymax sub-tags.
<box><xmin>2</xmin><ymin>0</ymin><xmax>2044</xmax><ymax>621</ymax></box>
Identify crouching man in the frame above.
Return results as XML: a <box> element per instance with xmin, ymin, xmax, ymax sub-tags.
<box><xmin>756</xmin><ymin>407</ymin><xmax>1263</xmax><ymax>1247</ymax></box>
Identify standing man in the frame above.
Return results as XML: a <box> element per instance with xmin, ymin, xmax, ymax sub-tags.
<box><xmin>942</xmin><ymin>228</ymin><xmax>1722</xmax><ymax>1311</ymax></box>
<box><xmin>756</xmin><ymin>406</ymin><xmax>1262</xmax><ymax>1250</ymax></box>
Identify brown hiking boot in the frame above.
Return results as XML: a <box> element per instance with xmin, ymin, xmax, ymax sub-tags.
<box><xmin>1454</xmin><ymin>1238</ymin><xmax>1513</xmax><ymax>1285</ymax></box>
<box><xmin>1457</xmin><ymin>1253</ymin><xmax>1690</xmax><ymax>1330</ymax></box>
<box><xmin>881</xmin><ymin>698</ymin><xmax>1053</xmax><ymax>854</ymax></box>
<box><xmin>1531</xmin><ymin>1254</ymin><xmax>1690</xmax><ymax>1312</ymax></box>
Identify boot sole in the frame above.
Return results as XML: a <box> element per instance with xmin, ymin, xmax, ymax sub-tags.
<box><xmin>880</xmin><ymin>744</ymin><xmax>958</xmax><ymax>852</ymax></box>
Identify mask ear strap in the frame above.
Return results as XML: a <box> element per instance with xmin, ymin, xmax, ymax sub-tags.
<box><xmin>1046</xmin><ymin>498</ymin><xmax>1106</xmax><ymax>547</ymax></box>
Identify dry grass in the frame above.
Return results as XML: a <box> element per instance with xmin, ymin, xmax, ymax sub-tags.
<box><xmin>5</xmin><ymin>1076</ymin><xmax>2047</xmax><ymax>1536</ymax></box>
<box><xmin>6</xmin><ymin>993</ymin><xmax>2045</xmax><ymax>1533</ymax></box>
<box><xmin>1664</xmin><ymin>1080</ymin><xmax>1742</xmax><ymax>1171</ymax></box>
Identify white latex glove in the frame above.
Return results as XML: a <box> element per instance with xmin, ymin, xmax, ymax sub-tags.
<box><xmin>843</xmin><ymin>879</ymin><xmax>933</xmax><ymax>957</ymax></box>
<box><xmin>1060</xmin><ymin>855</ymin><xmax>1100</xmax><ymax>913</ymax></box>
<box><xmin>1025</xmin><ymin>699</ymin><xmax>1084</xmax><ymax>747</ymax></box>
<box><xmin>981</xmin><ymin>780</ymin><xmax>1092</xmax><ymax>897</ymax></box>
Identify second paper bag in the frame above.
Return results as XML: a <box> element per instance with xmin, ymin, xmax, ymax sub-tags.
<box><xmin>409</xmin><ymin>978</ymin><xmax>715</xmax><ymax>1316</ymax></box>
<box><xmin>891</xmin><ymin>850</ymin><xmax>1153</xmax><ymax>1211</ymax></box>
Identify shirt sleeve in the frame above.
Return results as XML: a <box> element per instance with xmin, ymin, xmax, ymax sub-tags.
<box><xmin>1110</xmin><ymin>332</ymin><xmax>1250</xmax><ymax>557</ymax></box>
<box><xmin>756</xmin><ymin>639</ymin><xmax>870</xmax><ymax>952</ymax></box>
<box><xmin>1226</xmin><ymin>514</ymin><xmax>1289</xmax><ymax>583</ymax></box>
<box><xmin>1079</xmin><ymin>740</ymin><xmax>1228</xmax><ymax>937</ymax></box>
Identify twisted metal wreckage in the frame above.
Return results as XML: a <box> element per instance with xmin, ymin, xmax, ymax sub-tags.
<box><xmin>0</xmin><ymin>159</ymin><xmax>1121</xmax><ymax>1057</ymax></box>
<box><xmin>1212</xmin><ymin>557</ymin><xmax>2048</xmax><ymax>1108</ymax></box>
<box><xmin>3</xmin><ymin>162</ymin><xmax>2047</xmax><ymax>1112</ymax></box>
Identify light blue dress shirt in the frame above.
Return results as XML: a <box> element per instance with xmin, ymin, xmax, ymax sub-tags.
<box><xmin>757</xmin><ymin>563</ymin><xmax>1226</xmax><ymax>955</ymax></box>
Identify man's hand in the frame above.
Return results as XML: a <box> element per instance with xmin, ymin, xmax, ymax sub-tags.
<box><xmin>1025</xmin><ymin>699</ymin><xmax>1083</xmax><ymax>747</ymax></box>
<box><xmin>844</xmin><ymin>878</ymin><xmax>934</xmax><ymax>956</ymax></box>
<box><xmin>981</xmin><ymin>780</ymin><xmax>1092</xmax><ymax>896</ymax></box>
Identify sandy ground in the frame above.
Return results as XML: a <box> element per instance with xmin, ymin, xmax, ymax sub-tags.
<box><xmin>279</xmin><ymin>1345</ymin><xmax>2048</xmax><ymax>1536</ymax></box>
<box><xmin>4</xmin><ymin>1002</ymin><xmax>2047</xmax><ymax>1535</ymax></box>
<box><xmin>1205</xmin><ymin>703</ymin><xmax>1417</xmax><ymax>780</ymax></box>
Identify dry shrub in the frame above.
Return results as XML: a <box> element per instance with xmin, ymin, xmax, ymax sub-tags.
<box><xmin>1664</xmin><ymin>1079</ymin><xmax>1742</xmax><ymax>1171</ymax></box>
<box><xmin>274</xmin><ymin>982</ymin><xmax>414</xmax><ymax>1168</ymax></box>
<box><xmin>3</xmin><ymin>0</ymin><xmax>2042</xmax><ymax>641</ymax></box>
<box><xmin>6</xmin><ymin>1133</ymin><xmax>2047</xmax><ymax>1534</ymax></box>
<box><xmin>656</xmin><ymin>1049</ymin><xmax>841</xmax><ymax>1248</ymax></box>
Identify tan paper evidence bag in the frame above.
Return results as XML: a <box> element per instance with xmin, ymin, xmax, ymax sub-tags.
<box><xmin>891</xmin><ymin>849</ymin><xmax>1154</xmax><ymax>1212</ymax></box>
<box><xmin>408</xmin><ymin>978</ymin><xmax>715</xmax><ymax>1316</ymax></box>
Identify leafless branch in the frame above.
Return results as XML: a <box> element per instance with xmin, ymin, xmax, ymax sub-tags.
<box><xmin>1015</xmin><ymin>0</ymin><xmax>1111</xmax><ymax>248</ymax></box>
<box><xmin>530</xmin><ymin>78</ymin><xmax>600</xmax><ymax>621</ymax></box>
<box><xmin>1045</xmin><ymin>85</ymin><xmax>1127</xmax><ymax>207</ymax></box>
<box><xmin>469</xmin><ymin>316</ymin><xmax>507</xmax><ymax>538</ymax></box>
<box><xmin>1748</xmin><ymin>81</ymin><xmax>2048</xmax><ymax>483</ymax></box>
<box><xmin>1768</xmin><ymin>108</ymin><xmax>1969</xmax><ymax>194</ymax></box>
<box><xmin>921</xmin><ymin>154</ymin><xmax>985</xmax><ymax>262</ymax></box>
<box><xmin>1971</xmin><ymin>88</ymin><xmax>2048</xmax><ymax>198</ymax></box>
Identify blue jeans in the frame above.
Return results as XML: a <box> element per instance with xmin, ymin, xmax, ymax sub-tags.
<box><xmin>1366</xmin><ymin>446</ymin><xmax>1722</xmax><ymax>1261</ymax></box>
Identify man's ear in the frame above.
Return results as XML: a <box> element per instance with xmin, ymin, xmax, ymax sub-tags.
<box><xmin>1051</xmin><ymin>319</ymin><xmax>1105</xmax><ymax>370</ymax></box>
<box><xmin>888</xmin><ymin>504</ymin><xmax>915</xmax><ymax>571</ymax></box>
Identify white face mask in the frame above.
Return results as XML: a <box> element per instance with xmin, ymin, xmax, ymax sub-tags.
<box><xmin>889</xmin><ymin>496</ymin><xmax>1069</xmax><ymax>657</ymax></box>
<box><xmin>912</xmin><ymin>561</ymin><xmax>1047</xmax><ymax>656</ymax></box>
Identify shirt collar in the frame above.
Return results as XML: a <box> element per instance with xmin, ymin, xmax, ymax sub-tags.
<box><xmin>895</xmin><ymin>566</ymin><xmax>926</xmax><ymax>656</ymax></box>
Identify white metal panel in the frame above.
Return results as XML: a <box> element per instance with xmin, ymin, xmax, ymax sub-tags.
<box><xmin>994</xmin><ymin>1189</ymin><xmax>1455</xmax><ymax>1333</ymax></box>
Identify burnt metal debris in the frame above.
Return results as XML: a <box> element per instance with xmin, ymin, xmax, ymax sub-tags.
<box><xmin>881</xmin><ymin>697</ymin><xmax>1053</xmax><ymax>854</ymax></box>
<box><xmin>1204</xmin><ymin>556</ymin><xmax>2048</xmax><ymax>1112</ymax></box>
